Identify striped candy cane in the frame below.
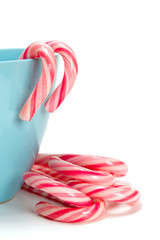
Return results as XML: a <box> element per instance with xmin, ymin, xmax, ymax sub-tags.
<box><xmin>34</xmin><ymin>153</ymin><xmax>127</xmax><ymax>177</ymax></box>
<box><xmin>53</xmin><ymin>154</ymin><xmax>128</xmax><ymax>177</ymax></box>
<box><xmin>23</xmin><ymin>171</ymin><xmax>92</xmax><ymax>207</ymax></box>
<box><xmin>35</xmin><ymin>199</ymin><xmax>106</xmax><ymax>223</ymax></box>
<box><xmin>19</xmin><ymin>42</ymin><xmax>57</xmax><ymax>121</ymax></box>
<box><xmin>49</xmin><ymin>156</ymin><xmax>114</xmax><ymax>186</ymax></box>
<box><xmin>67</xmin><ymin>180</ymin><xmax>140</xmax><ymax>204</ymax></box>
<box><xmin>45</xmin><ymin>41</ymin><xmax>78</xmax><ymax>113</ymax></box>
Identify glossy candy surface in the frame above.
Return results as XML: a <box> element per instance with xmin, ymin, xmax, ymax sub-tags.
<box><xmin>20</xmin><ymin>41</ymin><xmax>78</xmax><ymax>120</ymax></box>
<box><xmin>45</xmin><ymin>41</ymin><xmax>78</xmax><ymax>113</ymax></box>
<box><xmin>19</xmin><ymin>42</ymin><xmax>57</xmax><ymax>121</ymax></box>
<box><xmin>24</xmin><ymin>171</ymin><xmax>93</xmax><ymax>207</ymax></box>
<box><xmin>23</xmin><ymin>153</ymin><xmax>140</xmax><ymax>223</ymax></box>
<box><xmin>49</xmin><ymin>156</ymin><xmax>114</xmax><ymax>186</ymax></box>
<box><xmin>35</xmin><ymin>199</ymin><xmax>106</xmax><ymax>223</ymax></box>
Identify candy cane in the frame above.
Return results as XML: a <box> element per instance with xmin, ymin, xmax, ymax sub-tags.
<box><xmin>19</xmin><ymin>42</ymin><xmax>57</xmax><ymax>121</ymax></box>
<box><xmin>34</xmin><ymin>153</ymin><xmax>127</xmax><ymax>177</ymax></box>
<box><xmin>53</xmin><ymin>154</ymin><xmax>128</xmax><ymax>177</ymax></box>
<box><xmin>49</xmin><ymin>156</ymin><xmax>114</xmax><ymax>186</ymax></box>
<box><xmin>45</xmin><ymin>41</ymin><xmax>78</xmax><ymax>113</ymax></box>
<box><xmin>35</xmin><ymin>199</ymin><xmax>106</xmax><ymax>223</ymax></box>
<box><xmin>23</xmin><ymin>171</ymin><xmax>92</xmax><ymax>207</ymax></box>
<box><xmin>67</xmin><ymin>180</ymin><xmax>140</xmax><ymax>204</ymax></box>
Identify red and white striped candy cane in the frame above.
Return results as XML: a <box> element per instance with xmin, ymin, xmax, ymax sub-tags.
<box><xmin>35</xmin><ymin>199</ymin><xmax>106</xmax><ymax>223</ymax></box>
<box><xmin>48</xmin><ymin>156</ymin><xmax>114</xmax><ymax>186</ymax></box>
<box><xmin>67</xmin><ymin>180</ymin><xmax>140</xmax><ymax>204</ymax></box>
<box><xmin>23</xmin><ymin>171</ymin><xmax>92</xmax><ymax>207</ymax></box>
<box><xmin>45</xmin><ymin>41</ymin><xmax>78</xmax><ymax>113</ymax></box>
<box><xmin>19</xmin><ymin>42</ymin><xmax>57</xmax><ymax>121</ymax></box>
<box><xmin>53</xmin><ymin>154</ymin><xmax>128</xmax><ymax>177</ymax></box>
<box><xmin>34</xmin><ymin>153</ymin><xmax>127</xmax><ymax>177</ymax></box>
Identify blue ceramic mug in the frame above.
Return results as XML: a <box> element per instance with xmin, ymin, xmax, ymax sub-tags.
<box><xmin>0</xmin><ymin>49</ymin><xmax>59</xmax><ymax>203</ymax></box>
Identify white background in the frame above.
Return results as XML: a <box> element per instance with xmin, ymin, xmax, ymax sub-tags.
<box><xmin>0</xmin><ymin>0</ymin><xmax>160</xmax><ymax>239</ymax></box>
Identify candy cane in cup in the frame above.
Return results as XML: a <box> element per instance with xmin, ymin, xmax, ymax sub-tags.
<box><xmin>19</xmin><ymin>42</ymin><xmax>57</xmax><ymax>121</ymax></box>
<box><xmin>45</xmin><ymin>41</ymin><xmax>78</xmax><ymax>113</ymax></box>
<box><xmin>19</xmin><ymin>41</ymin><xmax>78</xmax><ymax>120</ymax></box>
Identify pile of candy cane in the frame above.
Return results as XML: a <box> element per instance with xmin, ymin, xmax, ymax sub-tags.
<box><xmin>19</xmin><ymin>41</ymin><xmax>140</xmax><ymax>223</ymax></box>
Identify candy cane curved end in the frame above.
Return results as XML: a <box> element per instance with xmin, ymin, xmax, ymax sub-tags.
<box><xmin>67</xmin><ymin>180</ymin><xmax>140</xmax><ymax>204</ymax></box>
<box><xmin>34</xmin><ymin>198</ymin><xmax>106</xmax><ymax>223</ymax></box>
<box><xmin>45</xmin><ymin>41</ymin><xmax>78</xmax><ymax>113</ymax></box>
<box><xmin>19</xmin><ymin>42</ymin><xmax>57</xmax><ymax>121</ymax></box>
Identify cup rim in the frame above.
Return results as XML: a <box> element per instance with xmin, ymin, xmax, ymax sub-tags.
<box><xmin>0</xmin><ymin>48</ymin><xmax>58</xmax><ymax>65</ymax></box>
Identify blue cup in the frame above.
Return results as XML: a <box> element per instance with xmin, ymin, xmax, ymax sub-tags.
<box><xmin>0</xmin><ymin>49</ymin><xmax>59</xmax><ymax>203</ymax></box>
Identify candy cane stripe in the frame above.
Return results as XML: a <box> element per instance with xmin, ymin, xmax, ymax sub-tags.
<box><xmin>67</xmin><ymin>180</ymin><xmax>140</xmax><ymax>204</ymax></box>
<box><xmin>45</xmin><ymin>41</ymin><xmax>78</xmax><ymax>113</ymax></box>
<box><xmin>52</xmin><ymin>154</ymin><xmax>128</xmax><ymax>177</ymax></box>
<box><xmin>19</xmin><ymin>42</ymin><xmax>57</xmax><ymax>121</ymax></box>
<box><xmin>24</xmin><ymin>172</ymin><xmax>92</xmax><ymax>207</ymax></box>
<box><xmin>35</xmin><ymin>199</ymin><xmax>106</xmax><ymax>223</ymax></box>
<box><xmin>49</xmin><ymin>157</ymin><xmax>114</xmax><ymax>186</ymax></box>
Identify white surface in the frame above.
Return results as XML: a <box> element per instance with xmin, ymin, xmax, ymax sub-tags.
<box><xmin>0</xmin><ymin>0</ymin><xmax>160</xmax><ymax>239</ymax></box>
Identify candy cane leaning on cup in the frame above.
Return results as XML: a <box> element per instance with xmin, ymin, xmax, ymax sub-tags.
<box><xmin>19</xmin><ymin>42</ymin><xmax>57</xmax><ymax>121</ymax></box>
<box><xmin>35</xmin><ymin>199</ymin><xmax>106</xmax><ymax>223</ymax></box>
<box><xmin>45</xmin><ymin>41</ymin><xmax>78</xmax><ymax>112</ymax></box>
